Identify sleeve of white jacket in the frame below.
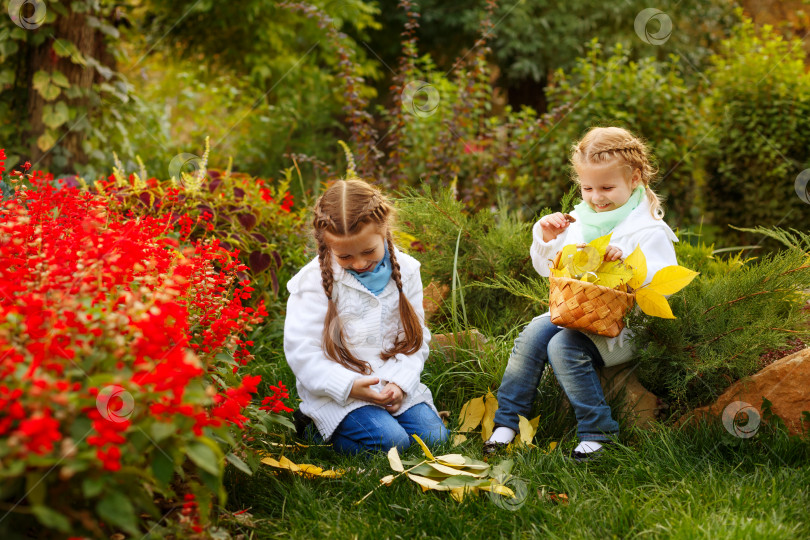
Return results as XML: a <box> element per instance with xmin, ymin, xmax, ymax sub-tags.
<box><xmin>376</xmin><ymin>267</ymin><xmax>431</xmax><ymax>397</ymax></box>
<box><xmin>622</xmin><ymin>227</ymin><xmax>678</xmax><ymax>288</ymax></box>
<box><xmin>283</xmin><ymin>288</ymin><xmax>360</xmax><ymax>405</ymax></box>
<box><xmin>530</xmin><ymin>219</ymin><xmax>572</xmax><ymax>277</ymax></box>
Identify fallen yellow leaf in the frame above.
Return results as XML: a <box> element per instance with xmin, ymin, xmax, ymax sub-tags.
<box><xmin>435</xmin><ymin>454</ymin><xmax>467</xmax><ymax>467</ymax></box>
<box><xmin>261</xmin><ymin>456</ymin><xmax>344</xmax><ymax>478</ymax></box>
<box><xmin>452</xmin><ymin>434</ymin><xmax>468</xmax><ymax>446</ymax></box>
<box><xmin>411</xmin><ymin>434</ymin><xmax>435</xmax><ymax>461</ymax></box>
<box><xmin>407</xmin><ymin>473</ymin><xmax>449</xmax><ymax>491</ymax></box>
<box><xmin>481</xmin><ymin>392</ymin><xmax>498</xmax><ymax>442</ymax></box>
<box><xmin>426</xmin><ymin>461</ymin><xmax>483</xmax><ymax>477</ymax></box>
<box><xmin>516</xmin><ymin>414</ymin><xmax>539</xmax><ymax>447</ymax></box>
<box><xmin>457</xmin><ymin>396</ymin><xmax>486</xmax><ymax>433</ymax></box>
<box><xmin>388</xmin><ymin>446</ymin><xmax>404</xmax><ymax>473</ymax></box>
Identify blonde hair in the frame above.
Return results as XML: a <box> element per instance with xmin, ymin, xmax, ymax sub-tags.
<box><xmin>570</xmin><ymin>126</ymin><xmax>665</xmax><ymax>220</ymax></box>
<box><xmin>312</xmin><ymin>179</ymin><xmax>423</xmax><ymax>374</ymax></box>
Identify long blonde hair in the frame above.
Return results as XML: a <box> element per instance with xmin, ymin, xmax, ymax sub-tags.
<box><xmin>312</xmin><ymin>179</ymin><xmax>423</xmax><ymax>375</ymax></box>
<box><xmin>570</xmin><ymin>126</ymin><xmax>665</xmax><ymax>220</ymax></box>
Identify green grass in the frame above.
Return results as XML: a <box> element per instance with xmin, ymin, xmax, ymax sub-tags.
<box><xmin>231</xmin><ymin>330</ymin><xmax>810</xmax><ymax>540</ymax></box>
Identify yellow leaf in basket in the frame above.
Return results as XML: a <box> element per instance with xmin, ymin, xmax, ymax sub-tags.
<box><xmin>624</xmin><ymin>245</ymin><xmax>647</xmax><ymax>290</ymax></box>
<box><xmin>635</xmin><ymin>288</ymin><xmax>675</xmax><ymax>319</ymax></box>
<box><xmin>647</xmin><ymin>265</ymin><xmax>699</xmax><ymax>295</ymax></box>
<box><xmin>566</xmin><ymin>246</ymin><xmax>601</xmax><ymax>277</ymax></box>
<box><xmin>556</xmin><ymin>244</ymin><xmax>578</xmax><ymax>270</ymax></box>
<box><xmin>593</xmin><ymin>259</ymin><xmax>634</xmax><ymax>289</ymax></box>
<box><xmin>588</xmin><ymin>232</ymin><xmax>612</xmax><ymax>259</ymax></box>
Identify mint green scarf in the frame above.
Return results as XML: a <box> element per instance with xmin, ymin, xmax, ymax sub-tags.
<box><xmin>574</xmin><ymin>185</ymin><xmax>646</xmax><ymax>243</ymax></box>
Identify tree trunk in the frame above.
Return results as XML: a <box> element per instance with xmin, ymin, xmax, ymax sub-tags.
<box><xmin>27</xmin><ymin>1</ymin><xmax>113</xmax><ymax>171</ymax></box>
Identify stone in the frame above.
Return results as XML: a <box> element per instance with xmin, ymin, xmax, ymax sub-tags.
<box><xmin>597</xmin><ymin>363</ymin><xmax>662</xmax><ymax>429</ymax></box>
<box><xmin>681</xmin><ymin>347</ymin><xmax>810</xmax><ymax>436</ymax></box>
<box><xmin>430</xmin><ymin>329</ymin><xmax>489</xmax><ymax>355</ymax></box>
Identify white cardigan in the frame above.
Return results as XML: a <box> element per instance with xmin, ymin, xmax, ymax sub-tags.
<box><xmin>530</xmin><ymin>197</ymin><xmax>679</xmax><ymax>366</ymax></box>
<box><xmin>283</xmin><ymin>248</ymin><xmax>438</xmax><ymax>440</ymax></box>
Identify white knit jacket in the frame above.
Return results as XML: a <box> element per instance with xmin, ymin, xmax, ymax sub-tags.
<box><xmin>530</xmin><ymin>197</ymin><xmax>679</xmax><ymax>366</ymax></box>
<box><xmin>284</xmin><ymin>248</ymin><xmax>438</xmax><ymax>440</ymax></box>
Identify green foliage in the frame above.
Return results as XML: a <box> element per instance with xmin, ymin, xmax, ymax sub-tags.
<box><xmin>520</xmin><ymin>40</ymin><xmax>702</xmax><ymax>227</ymax></box>
<box><xmin>630</xmin><ymin>232</ymin><xmax>810</xmax><ymax>410</ymax></box>
<box><xmin>703</xmin><ymin>14</ymin><xmax>810</xmax><ymax>247</ymax></box>
<box><xmin>397</xmin><ymin>185</ymin><xmax>548</xmax><ymax>335</ymax></box>
<box><xmin>87</xmin><ymin>150</ymin><xmax>311</xmax><ymax>322</ymax></box>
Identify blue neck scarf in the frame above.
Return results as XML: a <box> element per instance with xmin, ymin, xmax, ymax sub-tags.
<box><xmin>346</xmin><ymin>243</ymin><xmax>392</xmax><ymax>295</ymax></box>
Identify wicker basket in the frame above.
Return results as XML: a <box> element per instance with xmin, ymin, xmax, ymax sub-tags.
<box><xmin>548</xmin><ymin>276</ymin><xmax>635</xmax><ymax>337</ymax></box>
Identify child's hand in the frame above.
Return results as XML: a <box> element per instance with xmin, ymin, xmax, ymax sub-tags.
<box><xmin>350</xmin><ymin>377</ymin><xmax>393</xmax><ymax>405</ymax></box>
<box><xmin>604</xmin><ymin>245</ymin><xmax>623</xmax><ymax>261</ymax></box>
<box><xmin>539</xmin><ymin>212</ymin><xmax>573</xmax><ymax>242</ymax></box>
<box><xmin>381</xmin><ymin>382</ymin><xmax>404</xmax><ymax>413</ymax></box>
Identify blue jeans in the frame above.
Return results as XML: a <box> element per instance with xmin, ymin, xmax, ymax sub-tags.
<box><xmin>312</xmin><ymin>402</ymin><xmax>449</xmax><ymax>455</ymax></box>
<box><xmin>493</xmin><ymin>316</ymin><xmax>619</xmax><ymax>442</ymax></box>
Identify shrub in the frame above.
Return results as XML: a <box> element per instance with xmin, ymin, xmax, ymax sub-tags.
<box><xmin>517</xmin><ymin>40</ymin><xmax>702</xmax><ymax>227</ymax></box>
<box><xmin>702</xmin><ymin>14</ymin><xmax>810</xmax><ymax>247</ymax></box>
<box><xmin>397</xmin><ymin>185</ymin><xmax>557</xmax><ymax>336</ymax></box>
<box><xmin>629</xmin><ymin>228</ymin><xmax>810</xmax><ymax>411</ymax></box>
<box><xmin>0</xmin><ymin>156</ymin><xmax>292</xmax><ymax>537</ymax></box>
<box><xmin>80</xmin><ymin>144</ymin><xmax>310</xmax><ymax>332</ymax></box>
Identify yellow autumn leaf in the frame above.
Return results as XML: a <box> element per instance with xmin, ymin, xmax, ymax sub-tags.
<box><xmin>412</xmin><ymin>434</ymin><xmax>435</xmax><ymax>461</ymax></box>
<box><xmin>635</xmin><ymin>288</ymin><xmax>675</xmax><ymax>319</ymax></box>
<box><xmin>624</xmin><ymin>244</ymin><xmax>647</xmax><ymax>290</ymax></box>
<box><xmin>556</xmin><ymin>244</ymin><xmax>578</xmax><ymax>270</ymax></box>
<box><xmin>380</xmin><ymin>474</ymin><xmax>396</xmax><ymax>486</ymax></box>
<box><xmin>647</xmin><ymin>265</ymin><xmax>699</xmax><ymax>295</ymax></box>
<box><xmin>481</xmin><ymin>392</ymin><xmax>498</xmax><ymax>442</ymax></box>
<box><xmin>480</xmin><ymin>483</ymin><xmax>516</xmax><ymax>498</ymax></box>
<box><xmin>457</xmin><ymin>396</ymin><xmax>485</xmax><ymax>433</ymax></box>
<box><xmin>426</xmin><ymin>462</ymin><xmax>482</xmax><ymax>477</ymax></box>
<box><xmin>517</xmin><ymin>415</ymin><xmax>538</xmax><ymax>446</ymax></box>
<box><xmin>435</xmin><ymin>454</ymin><xmax>466</xmax><ymax>467</ymax></box>
<box><xmin>593</xmin><ymin>259</ymin><xmax>634</xmax><ymax>289</ymax></box>
<box><xmin>450</xmin><ymin>487</ymin><xmax>474</xmax><ymax>502</ymax></box>
<box><xmin>388</xmin><ymin>446</ymin><xmax>404</xmax><ymax>473</ymax></box>
<box><xmin>548</xmin><ymin>441</ymin><xmax>558</xmax><ymax>452</ymax></box>
<box><xmin>261</xmin><ymin>456</ymin><xmax>344</xmax><ymax>478</ymax></box>
<box><xmin>407</xmin><ymin>473</ymin><xmax>449</xmax><ymax>491</ymax></box>
<box><xmin>588</xmin><ymin>232</ymin><xmax>612</xmax><ymax>259</ymax></box>
<box><xmin>567</xmin><ymin>245</ymin><xmax>601</xmax><ymax>276</ymax></box>
<box><xmin>452</xmin><ymin>434</ymin><xmax>468</xmax><ymax>446</ymax></box>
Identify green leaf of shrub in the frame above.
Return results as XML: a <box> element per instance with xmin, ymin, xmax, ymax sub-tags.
<box><xmin>32</xmin><ymin>505</ymin><xmax>71</xmax><ymax>533</ymax></box>
<box><xmin>187</xmin><ymin>442</ymin><xmax>221</xmax><ymax>476</ymax></box>
<box><xmin>97</xmin><ymin>491</ymin><xmax>138</xmax><ymax>536</ymax></box>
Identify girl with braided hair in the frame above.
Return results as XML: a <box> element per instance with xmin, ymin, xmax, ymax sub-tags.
<box><xmin>284</xmin><ymin>179</ymin><xmax>448</xmax><ymax>454</ymax></box>
<box><xmin>484</xmin><ymin>126</ymin><xmax>679</xmax><ymax>462</ymax></box>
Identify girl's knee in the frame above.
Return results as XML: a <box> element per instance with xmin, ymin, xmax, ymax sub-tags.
<box><xmin>547</xmin><ymin>330</ymin><xmax>596</xmax><ymax>366</ymax></box>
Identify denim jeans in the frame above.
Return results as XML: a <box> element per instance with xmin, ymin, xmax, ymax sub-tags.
<box><xmin>310</xmin><ymin>402</ymin><xmax>449</xmax><ymax>455</ymax></box>
<box><xmin>493</xmin><ymin>315</ymin><xmax>619</xmax><ymax>442</ymax></box>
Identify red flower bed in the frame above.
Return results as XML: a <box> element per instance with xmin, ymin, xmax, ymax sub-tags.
<box><xmin>0</xmin><ymin>153</ymin><xmax>289</xmax><ymax>537</ymax></box>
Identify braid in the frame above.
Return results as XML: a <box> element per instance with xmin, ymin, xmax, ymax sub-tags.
<box><xmin>350</xmin><ymin>194</ymin><xmax>387</xmax><ymax>231</ymax></box>
<box><xmin>313</xmin><ymin>205</ymin><xmax>338</xmax><ymax>233</ymax></box>
<box><xmin>317</xmin><ymin>240</ymin><xmax>334</xmax><ymax>300</ymax></box>
<box><xmin>386</xmin><ymin>231</ymin><xmax>404</xmax><ymax>293</ymax></box>
<box><xmin>380</xmin><ymin>230</ymin><xmax>423</xmax><ymax>360</ymax></box>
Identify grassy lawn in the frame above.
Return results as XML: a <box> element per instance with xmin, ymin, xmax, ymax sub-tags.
<box><xmin>230</xmin><ymin>332</ymin><xmax>810</xmax><ymax>539</ymax></box>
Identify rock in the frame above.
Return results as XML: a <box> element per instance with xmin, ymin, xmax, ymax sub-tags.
<box><xmin>681</xmin><ymin>347</ymin><xmax>810</xmax><ymax>436</ymax></box>
<box><xmin>597</xmin><ymin>363</ymin><xmax>661</xmax><ymax>429</ymax></box>
<box><xmin>431</xmin><ymin>329</ymin><xmax>489</xmax><ymax>354</ymax></box>
<box><xmin>422</xmin><ymin>281</ymin><xmax>449</xmax><ymax>321</ymax></box>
